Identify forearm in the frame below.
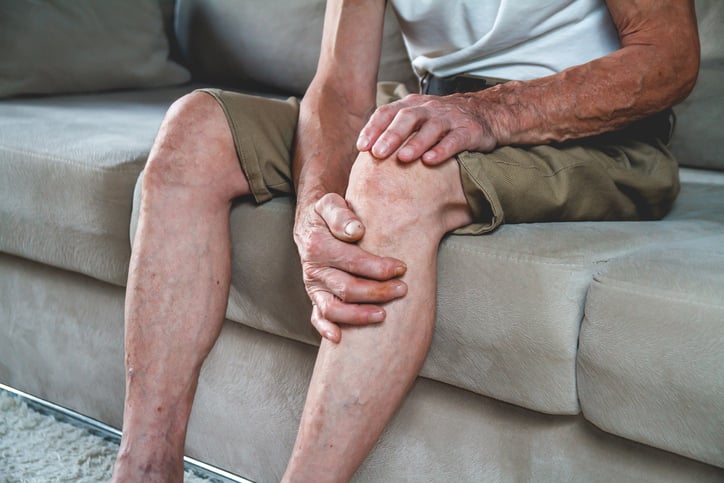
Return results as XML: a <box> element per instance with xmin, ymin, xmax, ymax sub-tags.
<box><xmin>482</xmin><ymin>0</ymin><xmax>700</xmax><ymax>146</ymax></box>
<box><xmin>293</xmin><ymin>0</ymin><xmax>384</xmax><ymax>212</ymax></box>
<box><xmin>484</xmin><ymin>49</ymin><xmax>698</xmax><ymax>145</ymax></box>
<box><xmin>293</xmin><ymin>82</ymin><xmax>374</xmax><ymax>213</ymax></box>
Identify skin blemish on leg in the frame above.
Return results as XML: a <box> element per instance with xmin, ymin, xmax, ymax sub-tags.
<box><xmin>342</xmin><ymin>396</ymin><xmax>368</xmax><ymax>414</ymax></box>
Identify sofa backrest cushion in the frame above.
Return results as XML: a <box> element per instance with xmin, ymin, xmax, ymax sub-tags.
<box><xmin>174</xmin><ymin>0</ymin><xmax>416</xmax><ymax>96</ymax></box>
<box><xmin>160</xmin><ymin>0</ymin><xmax>185</xmax><ymax>64</ymax></box>
<box><xmin>0</xmin><ymin>0</ymin><xmax>190</xmax><ymax>98</ymax></box>
<box><xmin>670</xmin><ymin>0</ymin><xmax>724</xmax><ymax>172</ymax></box>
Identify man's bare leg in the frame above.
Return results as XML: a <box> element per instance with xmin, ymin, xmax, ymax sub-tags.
<box><xmin>112</xmin><ymin>92</ymin><xmax>251</xmax><ymax>482</ymax></box>
<box><xmin>283</xmin><ymin>152</ymin><xmax>473</xmax><ymax>482</ymax></box>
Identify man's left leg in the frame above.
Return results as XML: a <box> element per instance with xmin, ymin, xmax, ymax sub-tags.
<box><xmin>283</xmin><ymin>151</ymin><xmax>473</xmax><ymax>482</ymax></box>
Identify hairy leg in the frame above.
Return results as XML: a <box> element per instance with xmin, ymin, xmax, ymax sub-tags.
<box><xmin>283</xmin><ymin>152</ymin><xmax>473</xmax><ymax>482</ymax></box>
<box><xmin>112</xmin><ymin>92</ymin><xmax>250</xmax><ymax>482</ymax></box>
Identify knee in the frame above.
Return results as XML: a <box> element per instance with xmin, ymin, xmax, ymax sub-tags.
<box><xmin>346</xmin><ymin>151</ymin><xmax>470</xmax><ymax>236</ymax></box>
<box><xmin>143</xmin><ymin>91</ymin><xmax>235</xmax><ymax>195</ymax></box>
<box><xmin>348</xmin><ymin>151</ymin><xmax>428</xmax><ymax>205</ymax></box>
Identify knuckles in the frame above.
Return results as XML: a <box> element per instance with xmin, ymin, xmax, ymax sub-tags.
<box><xmin>314</xmin><ymin>192</ymin><xmax>342</xmax><ymax>213</ymax></box>
<box><xmin>373</xmin><ymin>103</ymin><xmax>400</xmax><ymax>121</ymax></box>
<box><xmin>300</xmin><ymin>230</ymin><xmax>329</xmax><ymax>261</ymax></box>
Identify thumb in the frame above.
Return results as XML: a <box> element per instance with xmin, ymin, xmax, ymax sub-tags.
<box><xmin>314</xmin><ymin>192</ymin><xmax>365</xmax><ymax>242</ymax></box>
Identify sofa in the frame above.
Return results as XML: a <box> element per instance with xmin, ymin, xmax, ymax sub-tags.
<box><xmin>1</xmin><ymin>0</ymin><xmax>722</xmax><ymax>481</ymax></box>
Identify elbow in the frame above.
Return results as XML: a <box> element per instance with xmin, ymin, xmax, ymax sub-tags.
<box><xmin>306</xmin><ymin>72</ymin><xmax>377</xmax><ymax>120</ymax></box>
<box><xmin>676</xmin><ymin>50</ymin><xmax>700</xmax><ymax>104</ymax></box>
<box><xmin>670</xmin><ymin>27</ymin><xmax>701</xmax><ymax>105</ymax></box>
<box><xmin>674</xmin><ymin>43</ymin><xmax>701</xmax><ymax>104</ymax></box>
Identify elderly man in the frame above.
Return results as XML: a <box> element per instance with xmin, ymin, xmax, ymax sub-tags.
<box><xmin>112</xmin><ymin>0</ymin><xmax>699</xmax><ymax>481</ymax></box>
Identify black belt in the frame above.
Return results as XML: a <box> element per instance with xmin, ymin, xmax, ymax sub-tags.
<box><xmin>420</xmin><ymin>73</ymin><xmax>506</xmax><ymax>95</ymax></box>
<box><xmin>419</xmin><ymin>72</ymin><xmax>674</xmax><ymax>143</ymax></box>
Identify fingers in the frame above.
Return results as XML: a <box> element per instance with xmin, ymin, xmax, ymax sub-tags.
<box><xmin>310</xmin><ymin>306</ymin><xmax>340</xmax><ymax>343</ymax></box>
<box><xmin>357</xmin><ymin>100</ymin><xmax>422</xmax><ymax>159</ymax></box>
<box><xmin>304</xmin><ymin>267</ymin><xmax>407</xmax><ymax>343</ymax></box>
<box><xmin>399</xmin><ymin>117</ymin><xmax>450</xmax><ymax>162</ymax></box>
<box><xmin>356</xmin><ymin>102</ymin><xmax>400</xmax><ymax>152</ymax></box>
<box><xmin>313</xmin><ymin>291</ymin><xmax>387</xmax><ymax>325</ymax></box>
<box><xmin>311</xmin><ymin>193</ymin><xmax>406</xmax><ymax>280</ymax></box>
<box><xmin>309</xmin><ymin>290</ymin><xmax>391</xmax><ymax>344</ymax></box>
<box><xmin>357</xmin><ymin>99</ymin><xmax>456</xmax><ymax>163</ymax></box>
<box><xmin>303</xmin><ymin>227</ymin><xmax>406</xmax><ymax>282</ymax></box>
<box><xmin>303</xmin><ymin>264</ymin><xmax>407</xmax><ymax>331</ymax></box>
<box><xmin>419</xmin><ymin>125</ymin><xmax>479</xmax><ymax>164</ymax></box>
<box><xmin>309</xmin><ymin>265</ymin><xmax>408</xmax><ymax>303</ymax></box>
<box><xmin>357</xmin><ymin>93</ymin><xmax>497</xmax><ymax>164</ymax></box>
<box><xmin>302</xmin><ymin>242</ymin><xmax>408</xmax><ymax>342</ymax></box>
<box><xmin>369</xmin><ymin>108</ymin><xmax>422</xmax><ymax>159</ymax></box>
<box><xmin>314</xmin><ymin>193</ymin><xmax>365</xmax><ymax>242</ymax></box>
<box><xmin>297</xmin><ymin>196</ymin><xmax>410</xmax><ymax>343</ymax></box>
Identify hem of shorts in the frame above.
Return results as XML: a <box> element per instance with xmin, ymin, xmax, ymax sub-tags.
<box><xmin>196</xmin><ymin>88</ymin><xmax>271</xmax><ymax>204</ymax></box>
<box><xmin>453</xmin><ymin>152</ymin><xmax>505</xmax><ymax>235</ymax></box>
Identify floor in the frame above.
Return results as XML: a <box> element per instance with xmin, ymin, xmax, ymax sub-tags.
<box><xmin>0</xmin><ymin>383</ymin><xmax>253</xmax><ymax>483</ymax></box>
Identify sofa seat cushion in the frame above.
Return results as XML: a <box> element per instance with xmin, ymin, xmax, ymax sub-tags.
<box><xmin>577</xmin><ymin>233</ymin><xmax>724</xmax><ymax>467</ymax></box>
<box><xmin>128</xmin><ymin>170</ymin><xmax>724</xmax><ymax>416</ymax></box>
<box><xmin>0</xmin><ymin>87</ymin><xmax>195</xmax><ymax>286</ymax></box>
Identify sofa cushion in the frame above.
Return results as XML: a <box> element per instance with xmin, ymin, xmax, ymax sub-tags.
<box><xmin>670</xmin><ymin>0</ymin><xmax>724</xmax><ymax>171</ymax></box>
<box><xmin>174</xmin><ymin>0</ymin><xmax>417</xmax><ymax>96</ymax></box>
<box><xmin>130</xmin><ymin>168</ymin><xmax>724</xmax><ymax>416</ymax></box>
<box><xmin>577</xmin><ymin>234</ymin><xmax>724</xmax><ymax>468</ymax></box>
<box><xmin>424</xmin><ymin>193</ymin><xmax>723</xmax><ymax>415</ymax></box>
<box><xmin>0</xmin><ymin>87</ymin><xmax>195</xmax><ymax>286</ymax></box>
<box><xmin>0</xmin><ymin>0</ymin><xmax>190</xmax><ymax>98</ymax></box>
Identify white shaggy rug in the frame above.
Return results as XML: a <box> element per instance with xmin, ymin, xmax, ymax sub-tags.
<box><xmin>0</xmin><ymin>391</ymin><xmax>209</xmax><ymax>482</ymax></box>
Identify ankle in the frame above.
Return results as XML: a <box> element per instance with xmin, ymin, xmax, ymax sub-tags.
<box><xmin>112</xmin><ymin>432</ymin><xmax>185</xmax><ymax>483</ymax></box>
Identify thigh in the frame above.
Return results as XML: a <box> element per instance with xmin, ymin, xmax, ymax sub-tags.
<box><xmin>200</xmin><ymin>88</ymin><xmax>299</xmax><ymax>203</ymax></box>
<box><xmin>455</xmin><ymin>136</ymin><xmax>680</xmax><ymax>235</ymax></box>
<box><xmin>375</xmin><ymin>82</ymin><xmax>679</xmax><ymax>235</ymax></box>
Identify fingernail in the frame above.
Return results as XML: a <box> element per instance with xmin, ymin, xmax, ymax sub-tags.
<box><xmin>357</xmin><ymin>134</ymin><xmax>369</xmax><ymax>149</ymax></box>
<box><xmin>422</xmin><ymin>151</ymin><xmax>437</xmax><ymax>164</ymax></box>
<box><xmin>373</xmin><ymin>141</ymin><xmax>389</xmax><ymax>158</ymax></box>
<box><xmin>344</xmin><ymin>221</ymin><xmax>363</xmax><ymax>237</ymax></box>
<box><xmin>325</xmin><ymin>330</ymin><xmax>335</xmax><ymax>340</ymax></box>
<box><xmin>369</xmin><ymin>310</ymin><xmax>385</xmax><ymax>323</ymax></box>
<box><xmin>394</xmin><ymin>264</ymin><xmax>407</xmax><ymax>277</ymax></box>
<box><xmin>394</xmin><ymin>282</ymin><xmax>407</xmax><ymax>296</ymax></box>
<box><xmin>399</xmin><ymin>147</ymin><xmax>413</xmax><ymax>159</ymax></box>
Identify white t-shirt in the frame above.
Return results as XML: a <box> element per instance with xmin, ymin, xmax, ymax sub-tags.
<box><xmin>389</xmin><ymin>0</ymin><xmax>620</xmax><ymax>81</ymax></box>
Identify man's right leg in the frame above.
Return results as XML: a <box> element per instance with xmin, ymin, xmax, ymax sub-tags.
<box><xmin>112</xmin><ymin>91</ymin><xmax>252</xmax><ymax>482</ymax></box>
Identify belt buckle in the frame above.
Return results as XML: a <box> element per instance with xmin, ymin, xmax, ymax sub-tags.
<box><xmin>419</xmin><ymin>72</ymin><xmax>432</xmax><ymax>95</ymax></box>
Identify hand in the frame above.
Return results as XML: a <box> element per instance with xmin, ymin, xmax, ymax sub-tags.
<box><xmin>294</xmin><ymin>193</ymin><xmax>408</xmax><ymax>343</ymax></box>
<box><xmin>356</xmin><ymin>92</ymin><xmax>499</xmax><ymax>164</ymax></box>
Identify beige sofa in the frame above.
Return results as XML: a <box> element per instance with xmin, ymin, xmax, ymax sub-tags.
<box><xmin>1</xmin><ymin>1</ymin><xmax>722</xmax><ymax>481</ymax></box>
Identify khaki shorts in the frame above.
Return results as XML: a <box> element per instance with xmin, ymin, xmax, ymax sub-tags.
<box><xmin>201</xmin><ymin>84</ymin><xmax>679</xmax><ymax>235</ymax></box>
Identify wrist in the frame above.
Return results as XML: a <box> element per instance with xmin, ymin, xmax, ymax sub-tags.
<box><xmin>469</xmin><ymin>82</ymin><xmax>522</xmax><ymax>148</ymax></box>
